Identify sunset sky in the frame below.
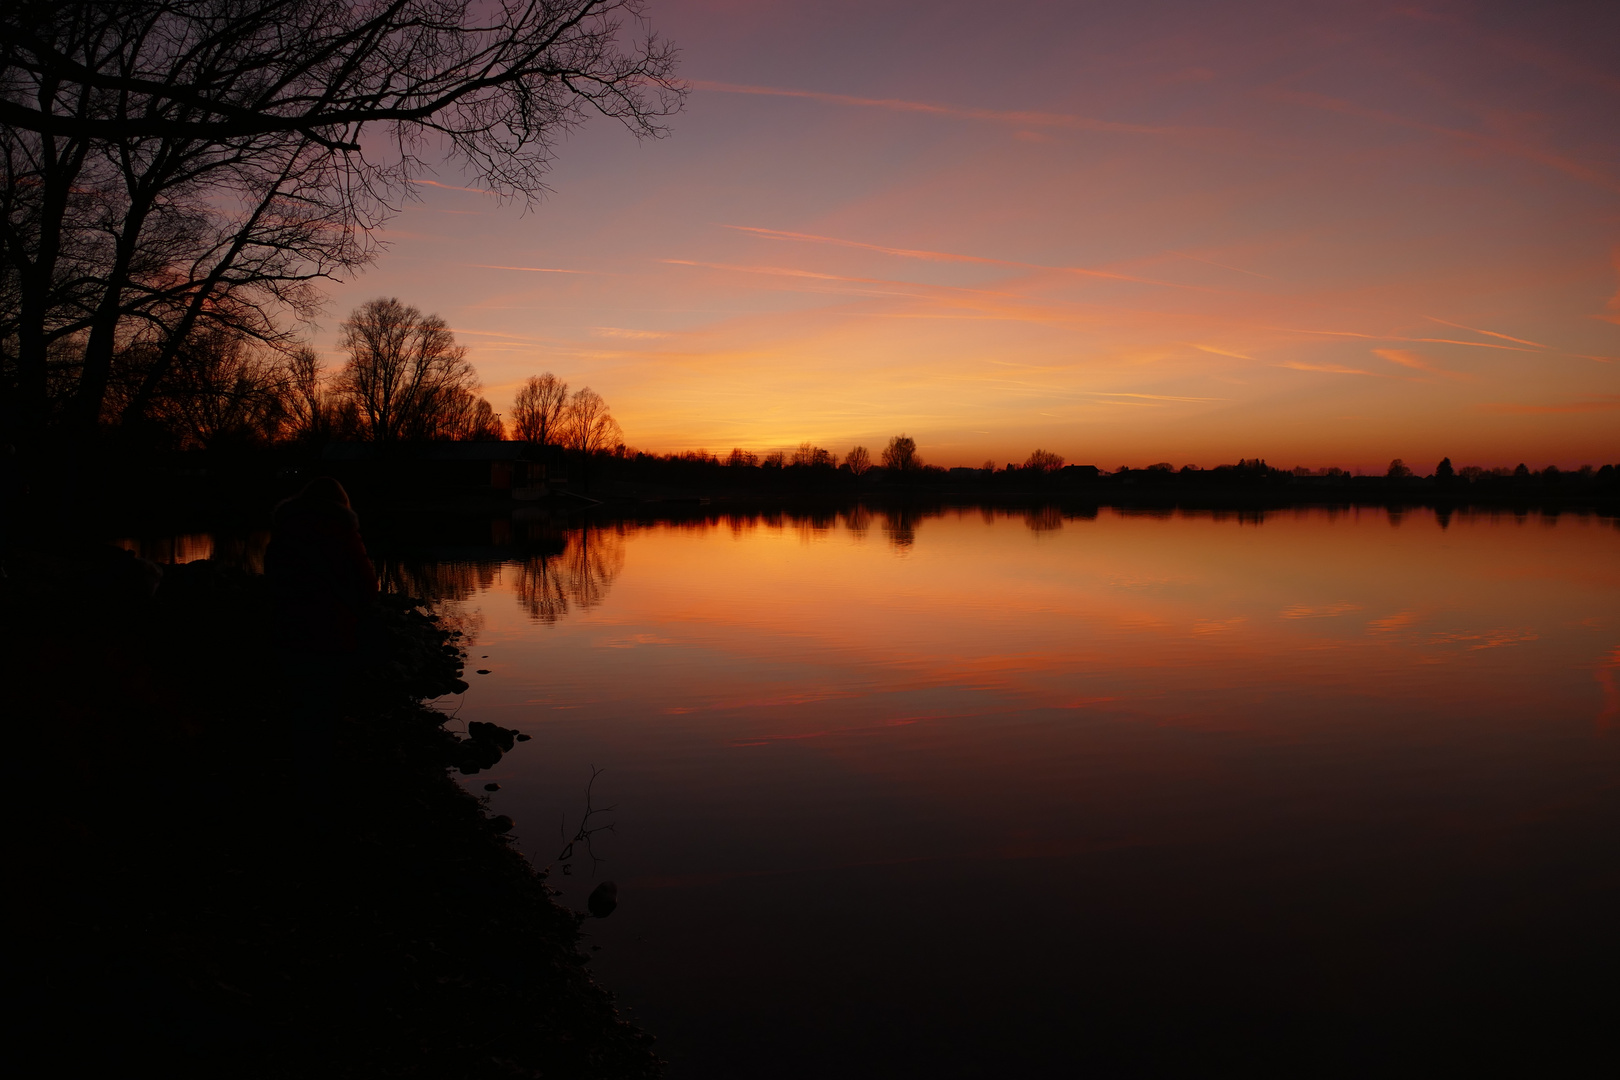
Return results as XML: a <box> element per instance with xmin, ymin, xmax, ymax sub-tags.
<box><xmin>318</xmin><ymin>0</ymin><xmax>1619</xmax><ymax>470</ymax></box>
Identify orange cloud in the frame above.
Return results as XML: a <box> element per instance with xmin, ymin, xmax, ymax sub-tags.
<box><xmin>408</xmin><ymin>178</ymin><xmax>494</xmax><ymax>194</ymax></box>
<box><xmin>1281</xmin><ymin>361</ymin><xmax>1377</xmax><ymax>376</ymax></box>
<box><xmin>1480</xmin><ymin>396</ymin><xmax>1620</xmax><ymax>414</ymax></box>
<box><xmin>459</xmin><ymin>263</ymin><xmax>589</xmax><ymax>274</ymax></box>
<box><xmin>1424</xmin><ymin>316</ymin><xmax>1548</xmax><ymax>349</ymax></box>
<box><xmin>722</xmin><ymin>225</ymin><xmax>1184</xmax><ymax>287</ymax></box>
<box><xmin>1373</xmin><ymin>348</ymin><xmax>1469</xmax><ymax>379</ymax></box>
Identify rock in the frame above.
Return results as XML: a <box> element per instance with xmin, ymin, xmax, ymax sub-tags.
<box><xmin>488</xmin><ymin>815</ymin><xmax>514</xmax><ymax>834</ymax></box>
<box><xmin>484</xmin><ymin>783</ymin><xmax>501</xmax><ymax>792</ymax></box>
<box><xmin>587</xmin><ymin>881</ymin><xmax>618</xmax><ymax>919</ymax></box>
<box><xmin>476</xmin><ymin>669</ymin><xmax>490</xmax><ymax>675</ymax></box>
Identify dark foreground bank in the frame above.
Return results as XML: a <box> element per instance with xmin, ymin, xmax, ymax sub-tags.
<box><xmin>8</xmin><ymin>548</ymin><xmax>659</xmax><ymax>1078</ymax></box>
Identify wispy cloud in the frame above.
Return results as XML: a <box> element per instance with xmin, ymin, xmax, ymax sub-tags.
<box><xmin>1272</xmin><ymin>326</ymin><xmax>1542</xmax><ymax>353</ymax></box>
<box><xmin>722</xmin><ymin>225</ymin><xmax>1186</xmax><ymax>287</ymax></box>
<box><xmin>593</xmin><ymin>327</ymin><xmax>670</xmax><ymax>339</ymax></box>
<box><xmin>1424</xmin><ymin>316</ymin><xmax>1548</xmax><ymax>348</ymax></box>
<box><xmin>1280</xmin><ymin>602</ymin><xmax>1363</xmax><ymax>619</ymax></box>
<box><xmin>1479</xmin><ymin>395</ymin><xmax>1620</xmax><ymax>414</ymax></box>
<box><xmin>691</xmin><ymin>80</ymin><xmax>1186</xmax><ymax>136</ymax></box>
<box><xmin>1374</xmin><ymin>348</ymin><xmax>1469</xmax><ymax>379</ymax></box>
<box><xmin>1281</xmin><ymin>360</ymin><xmax>1377</xmax><ymax>376</ymax></box>
<box><xmin>459</xmin><ymin>263</ymin><xmax>590</xmax><ymax>274</ymax></box>
<box><xmin>409</xmin><ymin>178</ymin><xmax>494</xmax><ymax>195</ymax></box>
<box><xmin>1272</xmin><ymin>89</ymin><xmax>1620</xmax><ymax>192</ymax></box>
<box><xmin>1091</xmin><ymin>392</ymin><xmax>1228</xmax><ymax>403</ymax></box>
<box><xmin>1193</xmin><ymin>344</ymin><xmax>1256</xmax><ymax>360</ymax></box>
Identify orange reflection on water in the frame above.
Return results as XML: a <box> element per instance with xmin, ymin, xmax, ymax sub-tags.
<box><xmin>432</xmin><ymin>507</ymin><xmax>1616</xmax><ymax>1058</ymax></box>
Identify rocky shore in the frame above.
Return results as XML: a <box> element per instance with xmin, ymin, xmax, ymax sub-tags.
<box><xmin>8</xmin><ymin>547</ymin><xmax>659</xmax><ymax>1078</ymax></box>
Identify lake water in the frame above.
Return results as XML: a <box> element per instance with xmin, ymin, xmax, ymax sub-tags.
<box><xmin>123</xmin><ymin>505</ymin><xmax>1620</xmax><ymax>1072</ymax></box>
<box><xmin>386</xmin><ymin>505</ymin><xmax>1616</xmax><ymax>1074</ymax></box>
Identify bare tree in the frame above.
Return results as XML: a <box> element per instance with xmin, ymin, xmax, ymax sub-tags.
<box><xmin>337</xmin><ymin>298</ymin><xmax>479</xmax><ymax>445</ymax></box>
<box><xmin>792</xmin><ymin>442</ymin><xmax>835</xmax><ymax>468</ymax></box>
<box><xmin>116</xmin><ymin>324</ymin><xmax>292</xmax><ymax>450</ymax></box>
<box><xmin>561</xmin><ymin>386</ymin><xmax>621</xmax><ymax>454</ymax></box>
<box><xmin>1</xmin><ymin>0</ymin><xmax>684</xmax><ymax>448</ymax></box>
<box><xmin>511</xmin><ymin>372</ymin><xmax>569</xmax><ymax>445</ymax></box>
<box><xmin>881</xmin><ymin>434</ymin><xmax>920</xmax><ymax>472</ymax></box>
<box><xmin>845</xmin><ymin>445</ymin><xmax>872</xmax><ymax>476</ymax></box>
<box><xmin>1024</xmin><ymin>449</ymin><xmax>1064</xmax><ymax>473</ymax></box>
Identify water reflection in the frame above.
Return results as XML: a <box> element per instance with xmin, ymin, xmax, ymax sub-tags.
<box><xmin>113</xmin><ymin>504</ymin><xmax>1619</xmax><ymax>1072</ymax></box>
<box><xmin>514</xmin><ymin>527</ymin><xmax>626</xmax><ymax>623</ymax></box>
<box><xmin>431</xmin><ymin>505</ymin><xmax>1618</xmax><ymax>1076</ymax></box>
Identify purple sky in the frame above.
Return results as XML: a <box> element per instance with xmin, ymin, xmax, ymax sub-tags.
<box><xmin>317</xmin><ymin>0</ymin><xmax>1619</xmax><ymax>469</ymax></box>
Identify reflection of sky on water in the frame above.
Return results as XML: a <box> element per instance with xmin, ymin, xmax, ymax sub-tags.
<box><xmin>427</xmin><ymin>507</ymin><xmax>1617</xmax><ymax>1070</ymax></box>
<box><xmin>117</xmin><ymin>506</ymin><xmax>1619</xmax><ymax>1070</ymax></box>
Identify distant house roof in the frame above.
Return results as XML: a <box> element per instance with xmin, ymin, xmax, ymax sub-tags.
<box><xmin>321</xmin><ymin>441</ymin><xmax>531</xmax><ymax>462</ymax></box>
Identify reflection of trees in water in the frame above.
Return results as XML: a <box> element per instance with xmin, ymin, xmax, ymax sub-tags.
<box><xmin>1025</xmin><ymin>506</ymin><xmax>1063</xmax><ymax>533</ymax></box>
<box><xmin>883</xmin><ymin>509</ymin><xmax>918</xmax><ymax>549</ymax></box>
<box><xmin>378</xmin><ymin>559</ymin><xmax>500</xmax><ymax>604</ymax></box>
<box><xmin>514</xmin><ymin>527</ymin><xmax>626</xmax><ymax>624</ymax></box>
<box><xmin>843</xmin><ymin>506</ymin><xmax>872</xmax><ymax>538</ymax></box>
<box><xmin>114</xmin><ymin>531</ymin><xmax>271</xmax><ymax>571</ymax></box>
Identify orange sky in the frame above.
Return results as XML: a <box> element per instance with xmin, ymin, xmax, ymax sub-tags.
<box><xmin>316</xmin><ymin>0</ymin><xmax>1618</xmax><ymax>470</ymax></box>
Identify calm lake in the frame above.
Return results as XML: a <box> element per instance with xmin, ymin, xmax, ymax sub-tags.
<box><xmin>131</xmin><ymin>505</ymin><xmax>1620</xmax><ymax>1073</ymax></box>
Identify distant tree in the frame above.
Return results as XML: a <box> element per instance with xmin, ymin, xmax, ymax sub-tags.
<box><xmin>336</xmin><ymin>299</ymin><xmax>480</xmax><ymax>444</ymax></box>
<box><xmin>284</xmin><ymin>347</ymin><xmax>328</xmax><ymax>443</ymax></box>
<box><xmin>1513</xmin><ymin>463</ymin><xmax>1530</xmax><ymax>478</ymax></box>
<box><xmin>144</xmin><ymin>326</ymin><xmax>291</xmax><ymax>450</ymax></box>
<box><xmin>845</xmin><ymin>446</ymin><xmax>872</xmax><ymax>476</ymax></box>
<box><xmin>458</xmin><ymin>395</ymin><xmax>505</xmax><ymax>441</ymax></box>
<box><xmin>1387</xmin><ymin>458</ymin><xmax>1413</xmax><ymax>479</ymax></box>
<box><xmin>881</xmin><ymin>434</ymin><xmax>919</xmax><ymax>472</ymax></box>
<box><xmin>560</xmin><ymin>387</ymin><xmax>621</xmax><ymax>454</ymax></box>
<box><xmin>1024</xmin><ymin>449</ymin><xmax>1065</xmax><ymax>473</ymax></box>
<box><xmin>726</xmin><ymin>447</ymin><xmax>758</xmax><ymax>467</ymax></box>
<box><xmin>762</xmin><ymin>450</ymin><xmax>785</xmax><ymax>469</ymax></box>
<box><xmin>511</xmin><ymin>373</ymin><xmax>570</xmax><ymax>446</ymax></box>
<box><xmin>793</xmin><ymin>442</ymin><xmax>835</xmax><ymax>468</ymax></box>
<box><xmin>1435</xmin><ymin>456</ymin><xmax>1454</xmax><ymax>481</ymax></box>
<box><xmin>982</xmin><ymin>460</ymin><xmax>996</xmax><ymax>473</ymax></box>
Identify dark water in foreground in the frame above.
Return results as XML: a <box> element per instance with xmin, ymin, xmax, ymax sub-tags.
<box><xmin>131</xmin><ymin>506</ymin><xmax>1620</xmax><ymax>1073</ymax></box>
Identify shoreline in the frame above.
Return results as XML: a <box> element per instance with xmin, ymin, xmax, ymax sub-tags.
<box><xmin>10</xmin><ymin>550</ymin><xmax>661</xmax><ymax>1077</ymax></box>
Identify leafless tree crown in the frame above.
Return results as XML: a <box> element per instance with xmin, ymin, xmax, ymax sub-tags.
<box><xmin>2</xmin><ymin>1</ymin><xmax>683</xmax><ymax>446</ymax></box>
<box><xmin>512</xmin><ymin>372</ymin><xmax>569</xmax><ymax>445</ymax></box>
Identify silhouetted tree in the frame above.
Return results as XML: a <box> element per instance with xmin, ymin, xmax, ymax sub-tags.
<box><xmin>1</xmin><ymin>0</ymin><xmax>683</xmax><ymax>449</ymax></box>
<box><xmin>1387</xmin><ymin>458</ymin><xmax>1412</xmax><ymax>479</ymax></box>
<box><xmin>881</xmin><ymin>434</ymin><xmax>919</xmax><ymax>472</ymax></box>
<box><xmin>561</xmin><ymin>387</ymin><xmax>621</xmax><ymax>454</ymax></box>
<box><xmin>1435</xmin><ymin>456</ymin><xmax>1454</xmax><ymax>482</ymax></box>
<box><xmin>449</xmin><ymin>391</ymin><xmax>505</xmax><ymax>441</ymax></box>
<box><xmin>119</xmin><ymin>324</ymin><xmax>292</xmax><ymax>450</ymax></box>
<box><xmin>1025</xmin><ymin>449</ymin><xmax>1064</xmax><ymax>473</ymax></box>
<box><xmin>845</xmin><ymin>445</ymin><xmax>872</xmax><ymax>476</ymax></box>
<box><xmin>726</xmin><ymin>447</ymin><xmax>758</xmax><ymax>467</ymax></box>
<box><xmin>337</xmin><ymin>298</ymin><xmax>478</xmax><ymax>445</ymax></box>
<box><xmin>792</xmin><ymin>442</ymin><xmax>835</xmax><ymax>468</ymax></box>
<box><xmin>512</xmin><ymin>373</ymin><xmax>569</xmax><ymax>446</ymax></box>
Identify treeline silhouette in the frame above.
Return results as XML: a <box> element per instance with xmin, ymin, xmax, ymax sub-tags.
<box><xmin>584</xmin><ymin>446</ymin><xmax>1619</xmax><ymax>507</ymax></box>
